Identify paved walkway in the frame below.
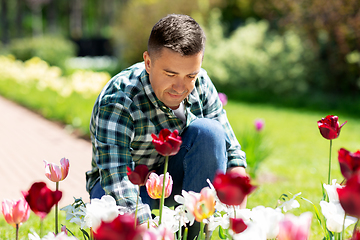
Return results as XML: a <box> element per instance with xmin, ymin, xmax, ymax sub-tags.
<box><xmin>0</xmin><ymin>96</ymin><xmax>91</xmax><ymax>207</ymax></box>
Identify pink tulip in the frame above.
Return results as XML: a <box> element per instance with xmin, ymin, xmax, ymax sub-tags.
<box><xmin>254</xmin><ymin>119</ymin><xmax>265</xmax><ymax>132</ymax></box>
<box><xmin>278</xmin><ymin>212</ymin><xmax>312</xmax><ymax>240</ymax></box>
<box><xmin>2</xmin><ymin>197</ymin><xmax>30</xmax><ymax>227</ymax></box>
<box><xmin>218</xmin><ymin>93</ymin><xmax>228</xmax><ymax>106</ymax></box>
<box><xmin>44</xmin><ymin>157</ymin><xmax>70</xmax><ymax>182</ymax></box>
<box><xmin>185</xmin><ymin>187</ymin><xmax>216</xmax><ymax>222</ymax></box>
<box><xmin>146</xmin><ymin>172</ymin><xmax>173</xmax><ymax>199</ymax></box>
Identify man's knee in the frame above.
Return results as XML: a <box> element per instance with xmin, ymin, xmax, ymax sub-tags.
<box><xmin>185</xmin><ymin>118</ymin><xmax>227</xmax><ymax>142</ymax></box>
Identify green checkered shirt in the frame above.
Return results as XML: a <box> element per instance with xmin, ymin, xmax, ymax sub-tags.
<box><xmin>85</xmin><ymin>62</ymin><xmax>246</xmax><ymax>223</ymax></box>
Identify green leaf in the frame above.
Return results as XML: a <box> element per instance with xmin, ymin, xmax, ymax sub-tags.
<box><xmin>218</xmin><ymin>226</ymin><xmax>228</xmax><ymax>239</ymax></box>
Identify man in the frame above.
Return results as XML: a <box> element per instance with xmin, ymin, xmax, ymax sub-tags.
<box><xmin>86</xmin><ymin>14</ymin><xmax>247</xmax><ymax>236</ymax></box>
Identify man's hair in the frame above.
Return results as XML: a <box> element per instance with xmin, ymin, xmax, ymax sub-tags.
<box><xmin>147</xmin><ymin>14</ymin><xmax>206</xmax><ymax>58</ymax></box>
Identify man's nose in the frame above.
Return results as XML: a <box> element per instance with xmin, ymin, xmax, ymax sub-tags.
<box><xmin>172</xmin><ymin>78</ymin><xmax>186</xmax><ymax>93</ymax></box>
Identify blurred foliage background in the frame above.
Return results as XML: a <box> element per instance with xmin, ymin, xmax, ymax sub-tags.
<box><xmin>0</xmin><ymin>0</ymin><xmax>359</xmax><ymax>113</ymax></box>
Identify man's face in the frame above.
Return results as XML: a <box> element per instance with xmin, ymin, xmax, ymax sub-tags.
<box><xmin>143</xmin><ymin>48</ymin><xmax>203</xmax><ymax>110</ymax></box>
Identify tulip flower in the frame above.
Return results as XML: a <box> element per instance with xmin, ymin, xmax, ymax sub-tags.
<box><xmin>338</xmin><ymin>148</ymin><xmax>360</xmax><ymax>180</ymax></box>
<box><xmin>2</xmin><ymin>197</ymin><xmax>30</xmax><ymax>240</ymax></box>
<box><xmin>278</xmin><ymin>212</ymin><xmax>312</xmax><ymax>240</ymax></box>
<box><xmin>43</xmin><ymin>158</ymin><xmax>69</xmax><ymax>234</ymax></box>
<box><xmin>185</xmin><ymin>187</ymin><xmax>216</xmax><ymax>223</ymax></box>
<box><xmin>151</xmin><ymin>128</ymin><xmax>181</xmax><ymax>225</ymax></box>
<box><xmin>22</xmin><ymin>181</ymin><xmax>62</xmax><ymax>219</ymax></box>
<box><xmin>2</xmin><ymin>197</ymin><xmax>30</xmax><ymax>227</ymax></box>
<box><xmin>83</xmin><ymin>195</ymin><xmax>122</xmax><ymax>231</ymax></box>
<box><xmin>151</xmin><ymin>129</ymin><xmax>182</xmax><ymax>157</ymax></box>
<box><xmin>127</xmin><ymin>164</ymin><xmax>150</xmax><ymax>228</ymax></box>
<box><xmin>93</xmin><ymin>214</ymin><xmax>141</xmax><ymax>240</ymax></box>
<box><xmin>213</xmin><ymin>171</ymin><xmax>256</xmax><ymax>206</ymax></box>
<box><xmin>44</xmin><ymin>158</ymin><xmax>70</xmax><ymax>182</ymax></box>
<box><xmin>251</xmin><ymin>205</ymin><xmax>284</xmax><ymax>239</ymax></box>
<box><xmin>254</xmin><ymin>118</ymin><xmax>265</xmax><ymax>132</ymax></box>
<box><xmin>320</xmin><ymin>200</ymin><xmax>357</xmax><ymax>233</ymax></box>
<box><xmin>230</xmin><ymin>218</ymin><xmax>247</xmax><ymax>234</ymax></box>
<box><xmin>337</xmin><ymin>174</ymin><xmax>360</xmax><ymax>218</ymax></box>
<box><xmin>218</xmin><ymin>92</ymin><xmax>228</xmax><ymax>106</ymax></box>
<box><xmin>146</xmin><ymin>172</ymin><xmax>173</xmax><ymax>199</ymax></box>
<box><xmin>317</xmin><ymin>115</ymin><xmax>347</xmax><ymax>140</ymax></box>
<box><xmin>127</xmin><ymin>164</ymin><xmax>149</xmax><ymax>186</ymax></box>
<box><xmin>317</xmin><ymin>115</ymin><xmax>347</xmax><ymax>185</ymax></box>
<box><xmin>351</xmin><ymin>230</ymin><xmax>360</xmax><ymax>240</ymax></box>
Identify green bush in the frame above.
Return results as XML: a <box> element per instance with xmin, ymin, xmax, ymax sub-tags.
<box><xmin>7</xmin><ymin>36</ymin><xmax>77</xmax><ymax>70</ymax></box>
<box><xmin>202</xmin><ymin>10</ymin><xmax>326</xmax><ymax>95</ymax></box>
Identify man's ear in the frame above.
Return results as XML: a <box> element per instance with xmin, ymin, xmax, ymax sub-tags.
<box><xmin>143</xmin><ymin>51</ymin><xmax>151</xmax><ymax>74</ymax></box>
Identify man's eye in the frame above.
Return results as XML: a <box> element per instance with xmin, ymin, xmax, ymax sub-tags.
<box><xmin>188</xmin><ymin>75</ymin><xmax>196</xmax><ymax>79</ymax></box>
<box><xmin>166</xmin><ymin>73</ymin><xmax>175</xmax><ymax>77</ymax></box>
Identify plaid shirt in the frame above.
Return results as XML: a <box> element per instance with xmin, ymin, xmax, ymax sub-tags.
<box><xmin>85</xmin><ymin>62</ymin><xmax>246</xmax><ymax>224</ymax></box>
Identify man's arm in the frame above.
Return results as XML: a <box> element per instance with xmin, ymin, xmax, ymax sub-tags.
<box><xmin>92</xmin><ymin>97</ymin><xmax>152</xmax><ymax>224</ymax></box>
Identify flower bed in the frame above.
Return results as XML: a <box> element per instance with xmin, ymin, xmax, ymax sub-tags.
<box><xmin>2</xmin><ymin>114</ymin><xmax>360</xmax><ymax>240</ymax></box>
<box><xmin>0</xmin><ymin>55</ymin><xmax>110</xmax><ymax>136</ymax></box>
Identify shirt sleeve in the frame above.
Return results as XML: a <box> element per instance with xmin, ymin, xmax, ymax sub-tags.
<box><xmin>198</xmin><ymin>70</ymin><xmax>247</xmax><ymax>169</ymax></box>
<box><xmin>92</xmin><ymin>96</ymin><xmax>152</xmax><ymax>224</ymax></box>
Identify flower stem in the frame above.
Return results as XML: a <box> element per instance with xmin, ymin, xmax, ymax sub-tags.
<box><xmin>40</xmin><ymin>219</ymin><xmax>43</xmax><ymax>238</ymax></box>
<box><xmin>55</xmin><ymin>181</ymin><xmax>59</xmax><ymax>234</ymax></box>
<box><xmin>90</xmin><ymin>227</ymin><xmax>94</xmax><ymax>240</ymax></box>
<box><xmin>159</xmin><ymin>156</ymin><xmax>169</xmax><ymax>225</ymax></box>
<box><xmin>353</xmin><ymin>220</ymin><xmax>359</xmax><ymax>236</ymax></box>
<box><xmin>328</xmin><ymin>139</ymin><xmax>333</xmax><ymax>185</ymax></box>
<box><xmin>134</xmin><ymin>186</ymin><xmax>140</xmax><ymax>229</ymax></box>
<box><xmin>199</xmin><ymin>221</ymin><xmax>205</xmax><ymax>240</ymax></box>
<box><xmin>15</xmin><ymin>223</ymin><xmax>19</xmax><ymax>240</ymax></box>
<box><xmin>178</xmin><ymin>221</ymin><xmax>182</xmax><ymax>240</ymax></box>
<box><xmin>342</xmin><ymin>214</ymin><xmax>346</xmax><ymax>240</ymax></box>
<box><xmin>183</xmin><ymin>227</ymin><xmax>188</xmax><ymax>240</ymax></box>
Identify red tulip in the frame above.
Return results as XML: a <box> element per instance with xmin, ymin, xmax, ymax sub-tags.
<box><xmin>351</xmin><ymin>230</ymin><xmax>360</xmax><ymax>240</ymax></box>
<box><xmin>22</xmin><ymin>182</ymin><xmax>62</xmax><ymax>219</ymax></box>
<box><xmin>338</xmin><ymin>148</ymin><xmax>360</xmax><ymax>180</ymax></box>
<box><xmin>93</xmin><ymin>214</ymin><xmax>141</xmax><ymax>240</ymax></box>
<box><xmin>213</xmin><ymin>172</ymin><xmax>256</xmax><ymax>206</ymax></box>
<box><xmin>317</xmin><ymin>115</ymin><xmax>347</xmax><ymax>140</ymax></box>
<box><xmin>230</xmin><ymin>218</ymin><xmax>247</xmax><ymax>234</ymax></box>
<box><xmin>1</xmin><ymin>197</ymin><xmax>30</xmax><ymax>227</ymax></box>
<box><xmin>127</xmin><ymin>165</ymin><xmax>150</xmax><ymax>186</ymax></box>
<box><xmin>337</xmin><ymin>174</ymin><xmax>360</xmax><ymax>218</ymax></box>
<box><xmin>151</xmin><ymin>129</ymin><xmax>182</xmax><ymax>156</ymax></box>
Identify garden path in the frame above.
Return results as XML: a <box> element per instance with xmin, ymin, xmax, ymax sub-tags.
<box><xmin>0</xmin><ymin>96</ymin><xmax>91</xmax><ymax>207</ymax></box>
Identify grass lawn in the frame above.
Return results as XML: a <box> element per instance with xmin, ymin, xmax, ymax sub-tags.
<box><xmin>0</xmin><ymin>97</ymin><xmax>359</xmax><ymax>239</ymax></box>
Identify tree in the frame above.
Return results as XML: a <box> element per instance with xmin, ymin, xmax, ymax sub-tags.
<box><xmin>26</xmin><ymin>0</ymin><xmax>51</xmax><ymax>37</ymax></box>
<box><xmin>254</xmin><ymin>0</ymin><xmax>360</xmax><ymax>93</ymax></box>
<box><xmin>1</xmin><ymin>0</ymin><xmax>10</xmax><ymax>45</ymax></box>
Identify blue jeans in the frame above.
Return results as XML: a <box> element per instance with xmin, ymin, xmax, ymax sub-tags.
<box><xmin>90</xmin><ymin>118</ymin><xmax>230</xmax><ymax>237</ymax></box>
